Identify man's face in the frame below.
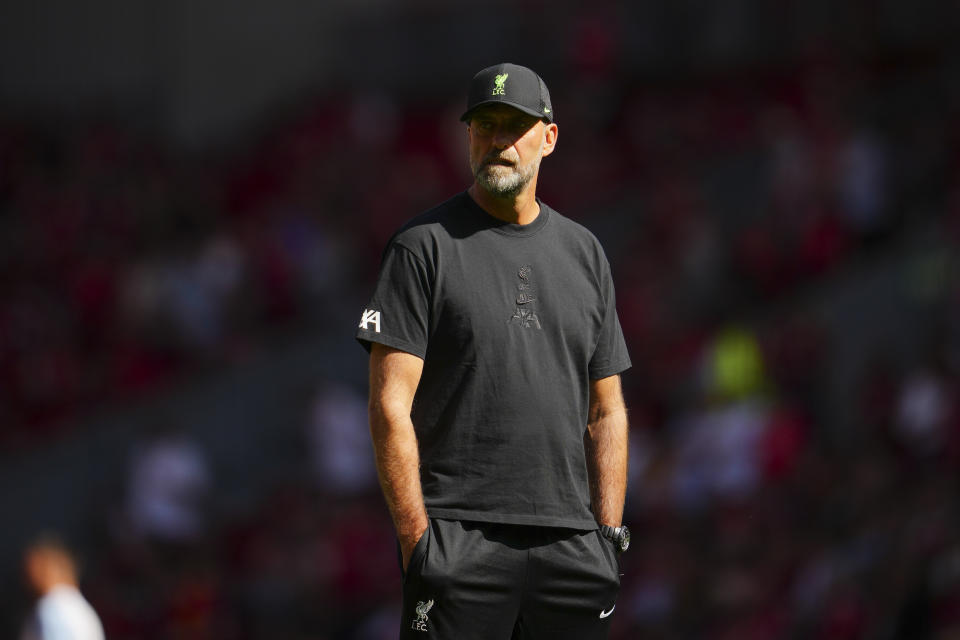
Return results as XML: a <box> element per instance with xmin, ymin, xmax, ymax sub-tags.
<box><xmin>23</xmin><ymin>549</ymin><xmax>54</xmax><ymax>596</ymax></box>
<box><xmin>468</xmin><ymin>105</ymin><xmax>557</xmax><ymax>198</ymax></box>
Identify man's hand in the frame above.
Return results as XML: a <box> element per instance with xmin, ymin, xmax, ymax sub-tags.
<box><xmin>400</xmin><ymin>521</ymin><xmax>429</xmax><ymax>571</ymax></box>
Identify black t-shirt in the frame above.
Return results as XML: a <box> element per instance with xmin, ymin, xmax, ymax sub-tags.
<box><xmin>356</xmin><ymin>192</ymin><xmax>631</xmax><ymax>529</ymax></box>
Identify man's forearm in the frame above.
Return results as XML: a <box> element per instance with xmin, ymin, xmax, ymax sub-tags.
<box><xmin>369</xmin><ymin>405</ymin><xmax>429</xmax><ymax>551</ymax></box>
<box><xmin>585</xmin><ymin>406</ymin><xmax>629</xmax><ymax>527</ymax></box>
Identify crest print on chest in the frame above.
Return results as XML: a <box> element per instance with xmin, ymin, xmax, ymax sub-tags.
<box><xmin>509</xmin><ymin>264</ymin><xmax>542</xmax><ymax>330</ymax></box>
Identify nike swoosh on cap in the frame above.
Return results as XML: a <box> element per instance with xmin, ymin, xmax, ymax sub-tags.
<box><xmin>599</xmin><ymin>605</ymin><xmax>615</xmax><ymax>618</ymax></box>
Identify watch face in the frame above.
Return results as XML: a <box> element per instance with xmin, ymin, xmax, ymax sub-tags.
<box><xmin>619</xmin><ymin>526</ymin><xmax>630</xmax><ymax>553</ymax></box>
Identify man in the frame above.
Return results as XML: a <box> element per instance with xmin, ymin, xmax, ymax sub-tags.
<box><xmin>20</xmin><ymin>535</ymin><xmax>105</xmax><ymax>640</ymax></box>
<box><xmin>356</xmin><ymin>63</ymin><xmax>631</xmax><ymax>639</ymax></box>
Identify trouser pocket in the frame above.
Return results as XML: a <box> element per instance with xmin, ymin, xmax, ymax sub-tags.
<box><xmin>401</xmin><ymin>519</ymin><xmax>453</xmax><ymax>638</ymax></box>
<box><xmin>595</xmin><ymin>529</ymin><xmax>622</xmax><ymax>586</ymax></box>
<box><xmin>400</xmin><ymin>521</ymin><xmax>431</xmax><ymax>586</ymax></box>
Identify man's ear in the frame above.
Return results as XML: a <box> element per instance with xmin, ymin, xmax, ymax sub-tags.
<box><xmin>542</xmin><ymin>122</ymin><xmax>559</xmax><ymax>157</ymax></box>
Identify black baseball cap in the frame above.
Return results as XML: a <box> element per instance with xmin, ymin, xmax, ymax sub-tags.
<box><xmin>460</xmin><ymin>63</ymin><xmax>555</xmax><ymax>124</ymax></box>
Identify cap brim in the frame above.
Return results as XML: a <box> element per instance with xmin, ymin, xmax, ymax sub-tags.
<box><xmin>460</xmin><ymin>100</ymin><xmax>552</xmax><ymax>123</ymax></box>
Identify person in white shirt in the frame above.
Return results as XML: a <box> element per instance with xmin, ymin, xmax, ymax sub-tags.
<box><xmin>20</xmin><ymin>536</ymin><xmax>105</xmax><ymax>640</ymax></box>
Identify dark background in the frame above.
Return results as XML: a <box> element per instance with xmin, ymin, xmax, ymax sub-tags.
<box><xmin>0</xmin><ymin>1</ymin><xmax>958</xmax><ymax>638</ymax></box>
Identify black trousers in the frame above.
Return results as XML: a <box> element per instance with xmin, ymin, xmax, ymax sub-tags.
<box><xmin>399</xmin><ymin>518</ymin><xmax>621</xmax><ymax>639</ymax></box>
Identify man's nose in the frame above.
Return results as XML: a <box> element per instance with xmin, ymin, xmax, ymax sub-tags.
<box><xmin>491</xmin><ymin>127</ymin><xmax>514</xmax><ymax>149</ymax></box>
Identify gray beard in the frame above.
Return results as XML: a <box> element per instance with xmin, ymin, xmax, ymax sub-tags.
<box><xmin>475</xmin><ymin>165</ymin><xmax>529</xmax><ymax>198</ymax></box>
<box><xmin>472</xmin><ymin>152</ymin><xmax>542</xmax><ymax>199</ymax></box>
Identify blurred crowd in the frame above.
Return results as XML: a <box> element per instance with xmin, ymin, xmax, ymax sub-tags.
<box><xmin>4</xmin><ymin>43</ymin><xmax>960</xmax><ymax>640</ymax></box>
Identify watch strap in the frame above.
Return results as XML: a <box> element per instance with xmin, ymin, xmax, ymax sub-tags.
<box><xmin>599</xmin><ymin>525</ymin><xmax>619</xmax><ymax>541</ymax></box>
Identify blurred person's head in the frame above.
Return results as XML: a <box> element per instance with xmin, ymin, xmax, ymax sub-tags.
<box><xmin>22</xmin><ymin>534</ymin><xmax>81</xmax><ymax>597</ymax></box>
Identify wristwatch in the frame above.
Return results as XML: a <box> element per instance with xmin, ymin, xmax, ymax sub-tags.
<box><xmin>599</xmin><ymin>524</ymin><xmax>630</xmax><ymax>553</ymax></box>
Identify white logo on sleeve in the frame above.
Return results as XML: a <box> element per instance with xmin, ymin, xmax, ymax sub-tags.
<box><xmin>599</xmin><ymin>605</ymin><xmax>616</xmax><ymax>618</ymax></box>
<box><xmin>359</xmin><ymin>309</ymin><xmax>381</xmax><ymax>333</ymax></box>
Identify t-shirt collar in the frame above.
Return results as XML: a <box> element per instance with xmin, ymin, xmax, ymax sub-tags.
<box><xmin>460</xmin><ymin>191</ymin><xmax>551</xmax><ymax>237</ymax></box>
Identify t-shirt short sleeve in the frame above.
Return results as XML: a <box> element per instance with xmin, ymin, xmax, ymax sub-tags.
<box><xmin>588</xmin><ymin>260</ymin><xmax>632</xmax><ymax>380</ymax></box>
<box><xmin>355</xmin><ymin>242</ymin><xmax>431</xmax><ymax>359</ymax></box>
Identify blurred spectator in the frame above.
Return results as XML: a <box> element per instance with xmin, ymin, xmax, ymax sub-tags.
<box><xmin>305</xmin><ymin>381</ymin><xmax>377</xmax><ymax>496</ymax></box>
<box><xmin>670</xmin><ymin>398</ymin><xmax>770</xmax><ymax>510</ymax></box>
<box><xmin>20</xmin><ymin>535</ymin><xmax>105</xmax><ymax>640</ymax></box>
<box><xmin>668</xmin><ymin>326</ymin><xmax>775</xmax><ymax>510</ymax></box>
<box><xmin>703</xmin><ymin>325</ymin><xmax>769</xmax><ymax>403</ymax></box>
<box><xmin>125</xmin><ymin>423</ymin><xmax>212</xmax><ymax>545</ymax></box>
<box><xmin>836</xmin><ymin>128</ymin><xmax>889</xmax><ymax>240</ymax></box>
<box><xmin>169</xmin><ymin>234</ymin><xmax>247</xmax><ymax>352</ymax></box>
<box><xmin>893</xmin><ymin>365</ymin><xmax>955</xmax><ymax>460</ymax></box>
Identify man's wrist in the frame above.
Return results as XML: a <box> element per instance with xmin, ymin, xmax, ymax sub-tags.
<box><xmin>599</xmin><ymin>524</ymin><xmax>630</xmax><ymax>553</ymax></box>
<box><xmin>398</xmin><ymin>519</ymin><xmax>429</xmax><ymax>547</ymax></box>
